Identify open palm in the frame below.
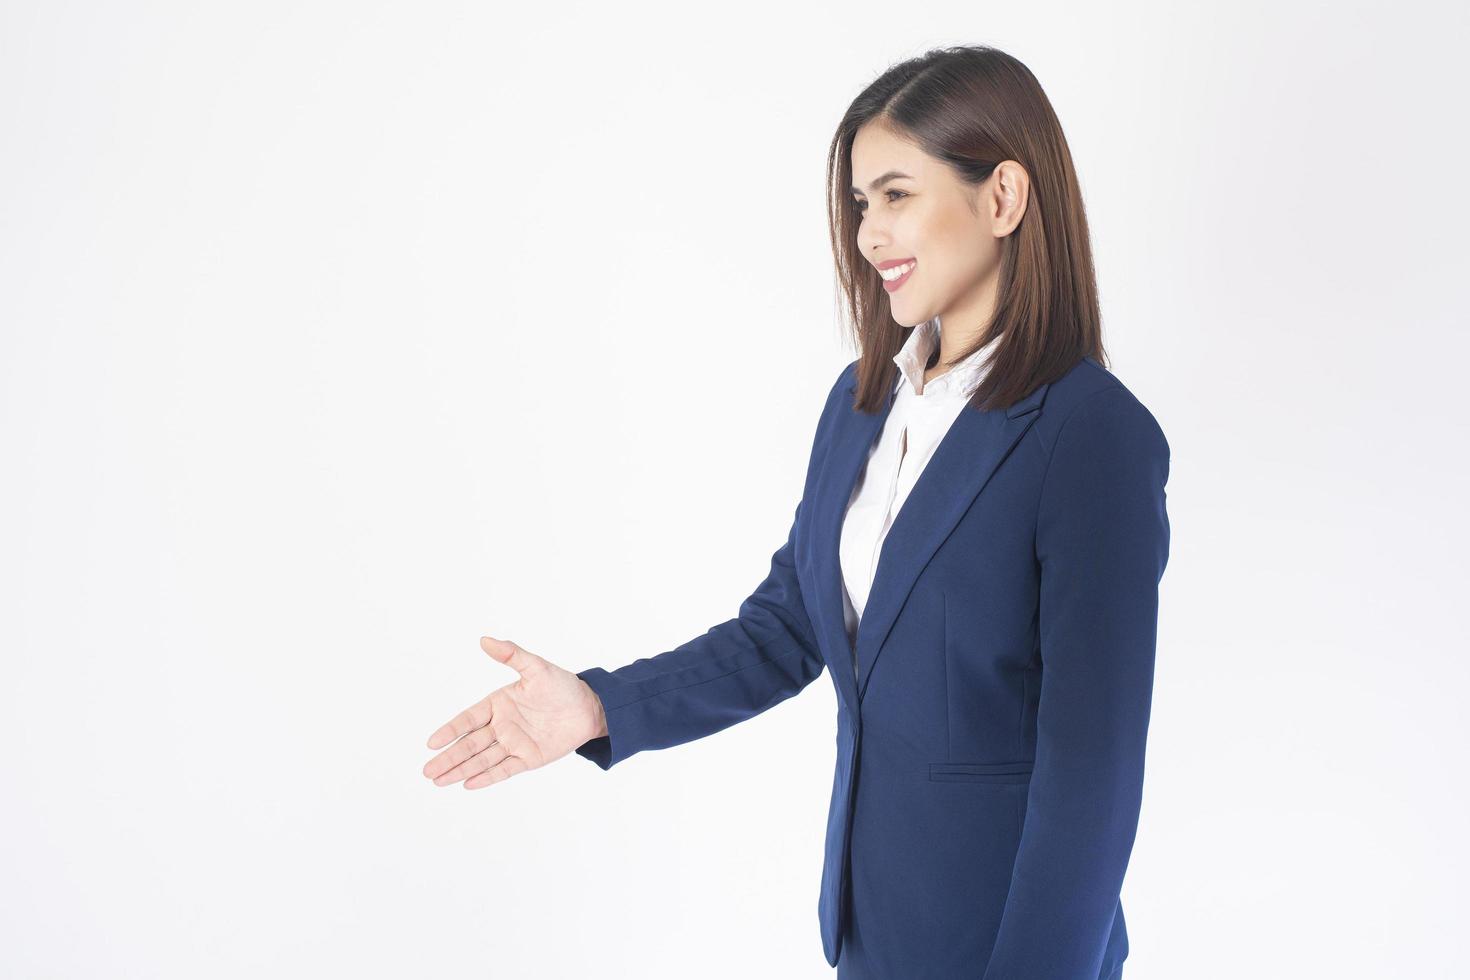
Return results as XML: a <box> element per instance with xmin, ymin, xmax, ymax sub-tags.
<box><xmin>423</xmin><ymin>636</ymin><xmax>607</xmax><ymax>790</ymax></box>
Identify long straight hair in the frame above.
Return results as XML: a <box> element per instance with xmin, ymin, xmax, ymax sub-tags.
<box><xmin>827</xmin><ymin>45</ymin><xmax>1107</xmax><ymax>414</ymax></box>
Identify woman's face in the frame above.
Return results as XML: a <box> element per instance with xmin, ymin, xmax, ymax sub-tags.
<box><xmin>850</xmin><ymin>121</ymin><xmax>1019</xmax><ymax>334</ymax></box>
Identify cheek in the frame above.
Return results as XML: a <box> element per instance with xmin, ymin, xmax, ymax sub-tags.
<box><xmin>903</xmin><ymin>204</ymin><xmax>972</xmax><ymax>265</ymax></box>
<box><xmin>926</xmin><ymin>202</ymin><xmax>979</xmax><ymax>247</ymax></box>
<box><xmin>924</xmin><ymin>210</ymin><xmax>993</xmax><ymax>278</ymax></box>
<box><xmin>904</xmin><ymin>210</ymin><xmax>962</xmax><ymax>273</ymax></box>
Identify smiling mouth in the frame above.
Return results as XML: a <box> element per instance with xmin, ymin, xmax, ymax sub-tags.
<box><xmin>881</xmin><ymin>260</ymin><xmax>916</xmax><ymax>291</ymax></box>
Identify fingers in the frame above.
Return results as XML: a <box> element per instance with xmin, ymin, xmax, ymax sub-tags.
<box><xmin>430</xmin><ymin>743</ymin><xmax>510</xmax><ymax>788</ymax></box>
<box><xmin>480</xmin><ymin>635</ymin><xmax>542</xmax><ymax>676</ymax></box>
<box><xmin>421</xmin><ymin>635</ymin><xmax>540</xmax><ymax>791</ymax></box>
<box><xmin>426</xmin><ymin>729</ymin><xmax>526</xmax><ymax>790</ymax></box>
<box><xmin>425</xmin><ymin>695</ymin><xmax>492</xmax><ymax>752</ymax></box>
<box><xmin>423</xmin><ymin>721</ymin><xmax>498</xmax><ymax>781</ymax></box>
<box><xmin>464</xmin><ymin>754</ymin><xmax>529</xmax><ymax>790</ymax></box>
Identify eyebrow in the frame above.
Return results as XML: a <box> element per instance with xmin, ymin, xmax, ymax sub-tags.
<box><xmin>850</xmin><ymin>170</ymin><xmax>914</xmax><ymax>195</ymax></box>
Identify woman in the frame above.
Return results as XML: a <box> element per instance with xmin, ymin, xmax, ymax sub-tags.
<box><xmin>424</xmin><ymin>44</ymin><xmax>1170</xmax><ymax>980</ymax></box>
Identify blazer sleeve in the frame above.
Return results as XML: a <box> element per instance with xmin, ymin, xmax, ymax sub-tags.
<box><xmin>572</xmin><ymin>363</ymin><xmax>851</xmax><ymax>771</ymax></box>
<box><xmin>981</xmin><ymin>384</ymin><xmax>1172</xmax><ymax>980</ymax></box>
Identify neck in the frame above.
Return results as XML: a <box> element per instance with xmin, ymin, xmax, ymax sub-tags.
<box><xmin>935</xmin><ymin>275</ymin><xmax>1000</xmax><ymax>365</ymax></box>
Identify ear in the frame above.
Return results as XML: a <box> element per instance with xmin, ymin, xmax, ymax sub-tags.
<box><xmin>984</xmin><ymin>160</ymin><xmax>1030</xmax><ymax>237</ymax></box>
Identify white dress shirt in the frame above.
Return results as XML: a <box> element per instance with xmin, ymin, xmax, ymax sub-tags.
<box><xmin>839</xmin><ymin>316</ymin><xmax>1003</xmax><ymax>662</ymax></box>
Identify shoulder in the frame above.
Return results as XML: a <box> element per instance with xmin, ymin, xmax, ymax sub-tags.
<box><xmin>818</xmin><ymin>357</ymin><xmax>861</xmax><ymax>416</ymax></box>
<box><xmin>1033</xmin><ymin>356</ymin><xmax>1170</xmax><ymax>468</ymax></box>
<box><xmin>794</xmin><ymin>358</ymin><xmax>862</xmax><ymax>458</ymax></box>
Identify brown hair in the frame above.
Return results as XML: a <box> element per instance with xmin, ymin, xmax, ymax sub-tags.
<box><xmin>826</xmin><ymin>44</ymin><xmax>1107</xmax><ymax>414</ymax></box>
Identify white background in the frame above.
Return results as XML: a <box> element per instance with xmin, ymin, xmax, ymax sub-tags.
<box><xmin>3</xmin><ymin>1</ymin><xmax>1467</xmax><ymax>977</ymax></box>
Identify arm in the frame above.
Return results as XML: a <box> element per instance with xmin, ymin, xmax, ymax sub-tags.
<box><xmin>573</xmin><ymin>499</ymin><xmax>822</xmax><ymax>770</ymax></box>
<box><xmin>981</xmin><ymin>385</ymin><xmax>1172</xmax><ymax>980</ymax></box>
<box><xmin>572</xmin><ymin>364</ymin><xmax>851</xmax><ymax>771</ymax></box>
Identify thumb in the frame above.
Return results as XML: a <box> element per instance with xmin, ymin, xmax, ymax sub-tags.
<box><xmin>480</xmin><ymin>635</ymin><xmax>541</xmax><ymax>676</ymax></box>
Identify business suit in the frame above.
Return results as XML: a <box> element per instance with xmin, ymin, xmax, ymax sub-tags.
<box><xmin>575</xmin><ymin>352</ymin><xmax>1171</xmax><ymax>979</ymax></box>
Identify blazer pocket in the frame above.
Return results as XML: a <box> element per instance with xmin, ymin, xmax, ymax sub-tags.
<box><xmin>928</xmin><ymin>761</ymin><xmax>1034</xmax><ymax>784</ymax></box>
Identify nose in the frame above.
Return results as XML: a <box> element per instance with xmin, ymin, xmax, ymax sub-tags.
<box><xmin>857</xmin><ymin>224</ymin><xmax>890</xmax><ymax>260</ymax></box>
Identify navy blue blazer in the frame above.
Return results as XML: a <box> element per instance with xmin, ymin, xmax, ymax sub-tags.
<box><xmin>575</xmin><ymin>353</ymin><xmax>1171</xmax><ymax>980</ymax></box>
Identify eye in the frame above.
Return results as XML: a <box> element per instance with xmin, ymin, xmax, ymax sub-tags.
<box><xmin>853</xmin><ymin>189</ymin><xmax>909</xmax><ymax>214</ymax></box>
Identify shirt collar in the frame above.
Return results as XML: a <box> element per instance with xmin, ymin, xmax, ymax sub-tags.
<box><xmin>892</xmin><ymin>316</ymin><xmax>1003</xmax><ymax>397</ymax></box>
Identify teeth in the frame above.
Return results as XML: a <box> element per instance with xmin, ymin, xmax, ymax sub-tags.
<box><xmin>880</xmin><ymin>261</ymin><xmax>916</xmax><ymax>281</ymax></box>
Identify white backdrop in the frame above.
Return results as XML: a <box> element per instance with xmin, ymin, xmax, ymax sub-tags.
<box><xmin>3</xmin><ymin>1</ymin><xmax>1467</xmax><ymax>977</ymax></box>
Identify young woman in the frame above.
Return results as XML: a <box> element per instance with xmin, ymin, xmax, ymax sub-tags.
<box><xmin>424</xmin><ymin>44</ymin><xmax>1170</xmax><ymax>980</ymax></box>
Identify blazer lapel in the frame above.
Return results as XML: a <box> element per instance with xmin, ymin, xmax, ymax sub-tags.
<box><xmin>851</xmin><ymin>378</ymin><xmax>1052</xmax><ymax>702</ymax></box>
<box><xmin>809</xmin><ymin>377</ymin><xmax>898</xmax><ymax>713</ymax></box>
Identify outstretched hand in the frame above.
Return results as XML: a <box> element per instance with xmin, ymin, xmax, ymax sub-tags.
<box><xmin>423</xmin><ymin>636</ymin><xmax>608</xmax><ymax>790</ymax></box>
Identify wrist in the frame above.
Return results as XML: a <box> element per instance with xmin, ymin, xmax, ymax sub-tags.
<box><xmin>583</xmin><ymin>681</ymin><xmax>609</xmax><ymax>740</ymax></box>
